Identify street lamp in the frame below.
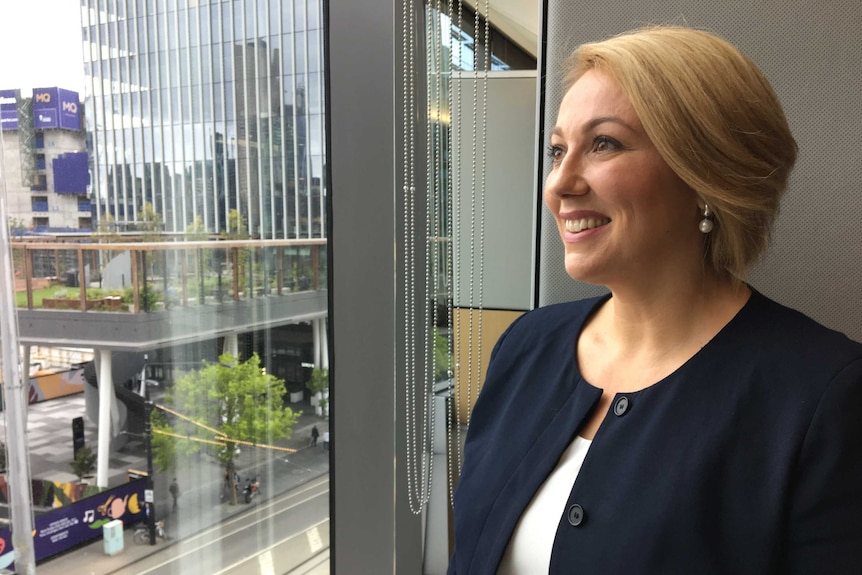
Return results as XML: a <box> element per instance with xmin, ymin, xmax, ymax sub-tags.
<box><xmin>144</xmin><ymin>387</ymin><xmax>156</xmax><ymax>545</ymax></box>
<box><xmin>124</xmin><ymin>354</ymin><xmax>156</xmax><ymax>545</ymax></box>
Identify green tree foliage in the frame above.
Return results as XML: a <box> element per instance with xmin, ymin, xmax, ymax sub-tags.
<box><xmin>70</xmin><ymin>446</ymin><xmax>97</xmax><ymax>481</ymax></box>
<box><xmin>185</xmin><ymin>215</ymin><xmax>213</xmax><ymax>292</ymax></box>
<box><xmin>305</xmin><ymin>367</ymin><xmax>329</xmax><ymax>395</ymax></box>
<box><xmin>185</xmin><ymin>215</ymin><xmax>208</xmax><ymax>241</ymax></box>
<box><xmin>434</xmin><ymin>330</ymin><xmax>452</xmax><ymax>381</ymax></box>
<box><xmin>222</xmin><ymin>209</ymin><xmax>250</xmax><ymax>294</ymax></box>
<box><xmin>139</xmin><ymin>202</ymin><xmax>163</xmax><ymax>237</ymax></box>
<box><xmin>153</xmin><ymin>353</ymin><xmax>300</xmax><ymax>504</ymax></box>
<box><xmin>223</xmin><ymin>209</ymin><xmax>248</xmax><ymax>239</ymax></box>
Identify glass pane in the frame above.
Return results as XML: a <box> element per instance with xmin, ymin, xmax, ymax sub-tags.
<box><xmin>0</xmin><ymin>0</ymin><xmax>330</xmax><ymax>572</ymax></box>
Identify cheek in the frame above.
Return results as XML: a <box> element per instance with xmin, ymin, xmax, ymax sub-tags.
<box><xmin>543</xmin><ymin>185</ymin><xmax>559</xmax><ymax>211</ymax></box>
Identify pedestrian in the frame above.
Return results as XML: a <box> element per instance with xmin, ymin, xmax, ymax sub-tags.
<box><xmin>311</xmin><ymin>424</ymin><xmax>319</xmax><ymax>447</ymax></box>
<box><xmin>323</xmin><ymin>430</ymin><xmax>330</xmax><ymax>451</ymax></box>
<box><xmin>169</xmin><ymin>477</ymin><xmax>179</xmax><ymax>509</ymax></box>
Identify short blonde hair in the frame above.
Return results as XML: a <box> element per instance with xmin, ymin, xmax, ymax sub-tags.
<box><xmin>566</xmin><ymin>26</ymin><xmax>798</xmax><ymax>279</ymax></box>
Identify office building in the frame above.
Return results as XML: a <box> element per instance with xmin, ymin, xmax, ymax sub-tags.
<box><xmin>82</xmin><ymin>0</ymin><xmax>325</xmax><ymax>238</ymax></box>
<box><xmin>1</xmin><ymin>87</ymin><xmax>90</xmax><ymax>232</ymax></box>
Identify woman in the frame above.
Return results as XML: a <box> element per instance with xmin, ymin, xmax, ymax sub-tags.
<box><xmin>449</xmin><ymin>26</ymin><xmax>862</xmax><ymax>574</ymax></box>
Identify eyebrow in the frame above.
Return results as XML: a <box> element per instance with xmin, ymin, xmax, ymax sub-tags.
<box><xmin>550</xmin><ymin>115</ymin><xmax>636</xmax><ymax>137</ymax></box>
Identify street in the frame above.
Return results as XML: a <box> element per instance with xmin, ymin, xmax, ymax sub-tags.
<box><xmin>116</xmin><ymin>477</ymin><xmax>329</xmax><ymax>575</ymax></box>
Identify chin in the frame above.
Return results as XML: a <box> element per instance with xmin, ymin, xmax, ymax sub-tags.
<box><xmin>563</xmin><ymin>260</ymin><xmax>606</xmax><ymax>287</ymax></box>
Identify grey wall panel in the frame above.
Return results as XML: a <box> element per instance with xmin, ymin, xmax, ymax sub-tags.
<box><xmin>452</xmin><ymin>71</ymin><xmax>537</xmax><ymax>311</ymax></box>
<box><xmin>328</xmin><ymin>0</ymin><xmax>424</xmax><ymax>573</ymax></box>
<box><xmin>537</xmin><ymin>1</ymin><xmax>862</xmax><ymax>341</ymax></box>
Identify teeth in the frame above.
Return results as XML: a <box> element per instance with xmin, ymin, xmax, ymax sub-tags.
<box><xmin>564</xmin><ymin>217</ymin><xmax>610</xmax><ymax>233</ymax></box>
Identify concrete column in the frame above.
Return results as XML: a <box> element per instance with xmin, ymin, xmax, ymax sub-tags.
<box><xmin>223</xmin><ymin>334</ymin><xmax>239</xmax><ymax>358</ymax></box>
<box><xmin>320</xmin><ymin>317</ymin><xmax>329</xmax><ymax>369</ymax></box>
<box><xmin>96</xmin><ymin>349</ymin><xmax>113</xmax><ymax>488</ymax></box>
<box><xmin>313</xmin><ymin>318</ymin><xmax>321</xmax><ymax>368</ymax></box>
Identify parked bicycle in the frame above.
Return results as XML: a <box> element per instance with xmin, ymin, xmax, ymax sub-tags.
<box><xmin>133</xmin><ymin>520</ymin><xmax>168</xmax><ymax>544</ymax></box>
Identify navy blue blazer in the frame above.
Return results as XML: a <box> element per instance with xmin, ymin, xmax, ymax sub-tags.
<box><xmin>449</xmin><ymin>290</ymin><xmax>862</xmax><ymax>574</ymax></box>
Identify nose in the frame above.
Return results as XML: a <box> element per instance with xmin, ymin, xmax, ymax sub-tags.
<box><xmin>544</xmin><ymin>154</ymin><xmax>588</xmax><ymax>199</ymax></box>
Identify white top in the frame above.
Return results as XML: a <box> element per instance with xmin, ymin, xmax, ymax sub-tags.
<box><xmin>497</xmin><ymin>436</ymin><xmax>593</xmax><ymax>574</ymax></box>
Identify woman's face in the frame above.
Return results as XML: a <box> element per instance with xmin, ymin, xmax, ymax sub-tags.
<box><xmin>545</xmin><ymin>70</ymin><xmax>701</xmax><ymax>288</ymax></box>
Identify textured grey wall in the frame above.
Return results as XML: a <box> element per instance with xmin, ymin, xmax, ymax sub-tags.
<box><xmin>536</xmin><ymin>1</ymin><xmax>862</xmax><ymax>342</ymax></box>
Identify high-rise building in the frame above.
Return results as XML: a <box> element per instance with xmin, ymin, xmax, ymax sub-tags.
<box><xmin>82</xmin><ymin>0</ymin><xmax>325</xmax><ymax>239</ymax></box>
<box><xmin>1</xmin><ymin>87</ymin><xmax>90</xmax><ymax>232</ymax></box>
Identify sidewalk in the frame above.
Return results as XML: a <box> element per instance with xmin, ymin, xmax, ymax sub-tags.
<box><xmin>1</xmin><ymin>393</ymin><xmax>330</xmax><ymax>573</ymax></box>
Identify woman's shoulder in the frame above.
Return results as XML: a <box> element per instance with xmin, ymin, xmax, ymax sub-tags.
<box><xmin>730</xmin><ymin>289</ymin><xmax>862</xmax><ymax>380</ymax></box>
<box><xmin>501</xmin><ymin>295</ymin><xmax>609</xmax><ymax>342</ymax></box>
<box><xmin>745</xmin><ymin>289</ymin><xmax>862</xmax><ymax>353</ymax></box>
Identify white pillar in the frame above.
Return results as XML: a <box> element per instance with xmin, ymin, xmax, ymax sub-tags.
<box><xmin>313</xmin><ymin>319</ymin><xmax>321</xmax><ymax>368</ymax></box>
<box><xmin>224</xmin><ymin>334</ymin><xmax>239</xmax><ymax>359</ymax></box>
<box><xmin>321</xmin><ymin>317</ymin><xmax>329</xmax><ymax>369</ymax></box>
<box><xmin>0</xmin><ymin>216</ymin><xmax>36</xmax><ymax>571</ymax></box>
<box><xmin>21</xmin><ymin>344</ymin><xmax>30</xmax><ymax>425</ymax></box>
<box><xmin>96</xmin><ymin>349</ymin><xmax>113</xmax><ymax>488</ymax></box>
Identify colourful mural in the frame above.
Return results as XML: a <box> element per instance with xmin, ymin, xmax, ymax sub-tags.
<box><xmin>27</xmin><ymin>368</ymin><xmax>86</xmax><ymax>403</ymax></box>
<box><xmin>0</xmin><ymin>478</ymin><xmax>146</xmax><ymax>568</ymax></box>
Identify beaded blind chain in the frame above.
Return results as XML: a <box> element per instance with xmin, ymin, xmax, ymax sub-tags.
<box><xmin>446</xmin><ymin>0</ymin><xmax>466</xmax><ymax>508</ymax></box>
<box><xmin>402</xmin><ymin>0</ymin><xmax>431</xmax><ymax>515</ymax></box>
<box><xmin>403</xmin><ymin>0</ymin><xmax>490</xmax><ymax>514</ymax></box>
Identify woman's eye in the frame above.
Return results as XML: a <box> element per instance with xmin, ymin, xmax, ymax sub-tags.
<box><xmin>547</xmin><ymin>144</ymin><xmax>564</xmax><ymax>162</ymax></box>
<box><xmin>592</xmin><ymin>135</ymin><xmax>621</xmax><ymax>153</ymax></box>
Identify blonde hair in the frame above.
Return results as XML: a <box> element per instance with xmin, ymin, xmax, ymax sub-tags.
<box><xmin>565</xmin><ymin>26</ymin><xmax>798</xmax><ymax>279</ymax></box>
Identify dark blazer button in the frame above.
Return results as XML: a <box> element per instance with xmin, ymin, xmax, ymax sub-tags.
<box><xmin>613</xmin><ymin>396</ymin><xmax>630</xmax><ymax>417</ymax></box>
<box><xmin>567</xmin><ymin>504</ymin><xmax>585</xmax><ymax>527</ymax></box>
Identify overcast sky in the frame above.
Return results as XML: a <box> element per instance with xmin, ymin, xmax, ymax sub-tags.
<box><xmin>0</xmin><ymin>1</ymin><xmax>86</xmax><ymax>96</ymax></box>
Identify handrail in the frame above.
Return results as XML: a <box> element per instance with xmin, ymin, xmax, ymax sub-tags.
<box><xmin>12</xmin><ymin>239</ymin><xmax>328</xmax><ymax>313</ymax></box>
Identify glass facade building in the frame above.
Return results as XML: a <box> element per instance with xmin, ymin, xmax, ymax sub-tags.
<box><xmin>82</xmin><ymin>0</ymin><xmax>325</xmax><ymax>239</ymax></box>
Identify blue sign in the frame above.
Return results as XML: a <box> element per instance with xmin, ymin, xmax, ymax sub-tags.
<box><xmin>53</xmin><ymin>152</ymin><xmax>89</xmax><ymax>194</ymax></box>
<box><xmin>58</xmin><ymin>88</ymin><xmax>81</xmax><ymax>130</ymax></box>
<box><xmin>35</xmin><ymin>109</ymin><xmax>58</xmax><ymax>129</ymax></box>
<box><xmin>32</xmin><ymin>87</ymin><xmax>81</xmax><ymax>131</ymax></box>
<box><xmin>0</xmin><ymin>478</ymin><xmax>146</xmax><ymax>569</ymax></box>
<box><xmin>0</xmin><ymin>111</ymin><xmax>17</xmax><ymax>131</ymax></box>
<box><xmin>0</xmin><ymin>90</ymin><xmax>18</xmax><ymax>131</ymax></box>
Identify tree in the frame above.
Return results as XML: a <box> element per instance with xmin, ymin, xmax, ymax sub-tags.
<box><xmin>139</xmin><ymin>202</ymin><xmax>163</xmax><ymax>237</ymax></box>
<box><xmin>70</xmin><ymin>446</ymin><xmax>97</xmax><ymax>482</ymax></box>
<box><xmin>222</xmin><ymin>209</ymin><xmax>250</xmax><ymax>294</ymax></box>
<box><xmin>153</xmin><ymin>353</ymin><xmax>300</xmax><ymax>504</ymax></box>
<box><xmin>185</xmin><ymin>215</ymin><xmax>213</xmax><ymax>299</ymax></box>
<box><xmin>306</xmin><ymin>367</ymin><xmax>329</xmax><ymax>417</ymax></box>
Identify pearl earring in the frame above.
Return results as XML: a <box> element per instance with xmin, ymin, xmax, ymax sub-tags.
<box><xmin>699</xmin><ymin>204</ymin><xmax>714</xmax><ymax>234</ymax></box>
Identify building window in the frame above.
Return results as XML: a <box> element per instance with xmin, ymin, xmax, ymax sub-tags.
<box><xmin>31</xmin><ymin>197</ymin><xmax>49</xmax><ymax>212</ymax></box>
<box><xmin>32</xmin><ymin>217</ymin><xmax>49</xmax><ymax>228</ymax></box>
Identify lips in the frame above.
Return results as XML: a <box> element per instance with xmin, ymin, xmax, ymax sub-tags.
<box><xmin>564</xmin><ymin>217</ymin><xmax>611</xmax><ymax>233</ymax></box>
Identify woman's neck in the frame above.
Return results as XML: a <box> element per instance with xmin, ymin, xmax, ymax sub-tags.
<box><xmin>589</xmin><ymin>274</ymin><xmax>750</xmax><ymax>370</ymax></box>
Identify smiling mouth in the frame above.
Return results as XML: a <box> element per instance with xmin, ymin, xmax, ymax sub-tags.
<box><xmin>564</xmin><ymin>217</ymin><xmax>611</xmax><ymax>233</ymax></box>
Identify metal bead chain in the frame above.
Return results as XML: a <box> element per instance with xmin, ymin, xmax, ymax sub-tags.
<box><xmin>447</xmin><ymin>0</ymin><xmax>465</xmax><ymax>506</ymax></box>
<box><xmin>403</xmin><ymin>0</ymin><xmax>421</xmax><ymax>514</ymax></box>
<box><xmin>466</xmin><ymin>0</ymin><xmax>482</xmax><ymax>429</ymax></box>
<box><xmin>403</xmin><ymin>0</ymin><xmax>436</xmax><ymax>515</ymax></box>
<box><xmin>474</xmin><ymin>0</ymin><xmax>490</xmax><ymax>423</ymax></box>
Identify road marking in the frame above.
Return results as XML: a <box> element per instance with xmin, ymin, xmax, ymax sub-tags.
<box><xmin>133</xmin><ymin>481</ymin><xmax>329</xmax><ymax>575</ymax></box>
<box><xmin>214</xmin><ymin>519</ymin><xmax>330</xmax><ymax>575</ymax></box>
<box><xmin>258</xmin><ymin>550</ymin><xmax>275</xmax><ymax>575</ymax></box>
<box><xmin>307</xmin><ymin>526</ymin><xmax>323</xmax><ymax>553</ymax></box>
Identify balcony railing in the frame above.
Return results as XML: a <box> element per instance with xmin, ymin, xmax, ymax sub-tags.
<box><xmin>12</xmin><ymin>238</ymin><xmax>327</xmax><ymax>314</ymax></box>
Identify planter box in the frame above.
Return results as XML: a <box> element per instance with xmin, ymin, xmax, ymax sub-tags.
<box><xmin>43</xmin><ymin>297</ymin><xmax>124</xmax><ymax>311</ymax></box>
